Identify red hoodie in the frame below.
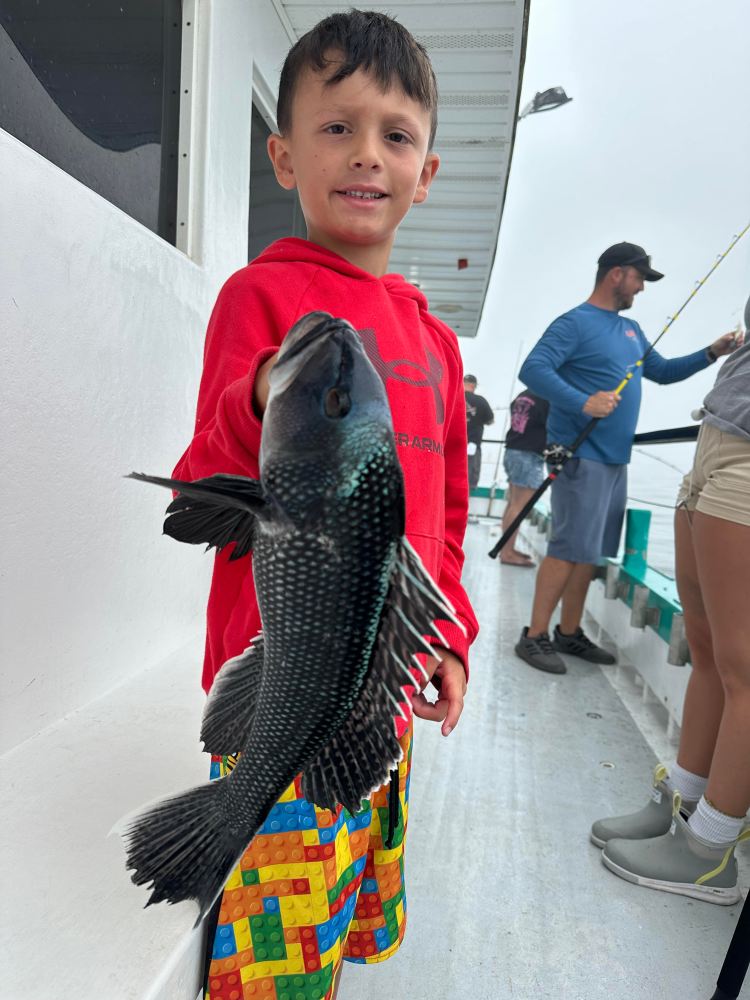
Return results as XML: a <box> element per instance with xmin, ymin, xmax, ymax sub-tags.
<box><xmin>173</xmin><ymin>238</ymin><xmax>478</xmax><ymax>719</ymax></box>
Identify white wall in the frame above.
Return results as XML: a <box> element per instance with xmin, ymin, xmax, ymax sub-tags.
<box><xmin>0</xmin><ymin>0</ymin><xmax>294</xmax><ymax>754</ymax></box>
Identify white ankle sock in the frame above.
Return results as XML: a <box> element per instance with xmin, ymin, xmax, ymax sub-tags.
<box><xmin>666</xmin><ymin>762</ymin><xmax>707</xmax><ymax>803</ymax></box>
<box><xmin>688</xmin><ymin>796</ymin><xmax>745</xmax><ymax>845</ymax></box>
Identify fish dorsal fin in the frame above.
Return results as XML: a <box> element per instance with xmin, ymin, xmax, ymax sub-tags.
<box><xmin>301</xmin><ymin>538</ymin><xmax>463</xmax><ymax>814</ymax></box>
<box><xmin>200</xmin><ymin>634</ymin><xmax>265</xmax><ymax>754</ymax></box>
<box><xmin>128</xmin><ymin>472</ymin><xmax>268</xmax><ymax>560</ymax></box>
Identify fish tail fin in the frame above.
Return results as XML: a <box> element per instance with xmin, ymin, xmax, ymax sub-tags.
<box><xmin>122</xmin><ymin>778</ymin><xmax>247</xmax><ymax>926</ymax></box>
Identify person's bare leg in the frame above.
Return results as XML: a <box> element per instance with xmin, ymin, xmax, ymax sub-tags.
<box><xmin>673</xmin><ymin>508</ymin><xmax>723</xmax><ymax>779</ymax></box>
<box><xmin>528</xmin><ymin>556</ymin><xmax>576</xmax><ymax>635</ymax></box>
<box><xmin>692</xmin><ymin>511</ymin><xmax>750</xmax><ymax>817</ymax></box>
<box><xmin>558</xmin><ymin>563</ymin><xmax>596</xmax><ymax>634</ymax></box>
<box><xmin>501</xmin><ymin>484</ymin><xmax>535</xmax><ymax>563</ymax></box>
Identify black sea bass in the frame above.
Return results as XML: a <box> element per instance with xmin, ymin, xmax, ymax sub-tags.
<box><xmin>123</xmin><ymin>312</ymin><xmax>462</xmax><ymax>923</ymax></box>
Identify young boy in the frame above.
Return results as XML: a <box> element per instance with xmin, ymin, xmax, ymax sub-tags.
<box><xmin>173</xmin><ymin>11</ymin><xmax>478</xmax><ymax>998</ymax></box>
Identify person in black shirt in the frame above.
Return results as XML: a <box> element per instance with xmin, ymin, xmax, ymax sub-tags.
<box><xmin>501</xmin><ymin>391</ymin><xmax>549</xmax><ymax>566</ymax></box>
<box><xmin>464</xmin><ymin>374</ymin><xmax>494</xmax><ymax>489</ymax></box>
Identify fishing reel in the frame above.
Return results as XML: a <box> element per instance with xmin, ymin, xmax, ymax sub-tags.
<box><xmin>542</xmin><ymin>443</ymin><xmax>573</xmax><ymax>470</ymax></box>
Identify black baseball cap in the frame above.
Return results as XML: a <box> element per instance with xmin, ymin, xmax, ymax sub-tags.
<box><xmin>598</xmin><ymin>242</ymin><xmax>664</xmax><ymax>281</ymax></box>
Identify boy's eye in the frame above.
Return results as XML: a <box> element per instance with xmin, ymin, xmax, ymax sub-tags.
<box><xmin>326</xmin><ymin>124</ymin><xmax>347</xmax><ymax>135</ymax></box>
<box><xmin>386</xmin><ymin>131</ymin><xmax>410</xmax><ymax>144</ymax></box>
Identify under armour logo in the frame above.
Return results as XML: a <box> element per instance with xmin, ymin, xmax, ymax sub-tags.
<box><xmin>358</xmin><ymin>327</ymin><xmax>445</xmax><ymax>425</ymax></box>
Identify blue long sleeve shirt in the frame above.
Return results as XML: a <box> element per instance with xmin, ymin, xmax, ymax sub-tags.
<box><xmin>519</xmin><ymin>302</ymin><xmax>711</xmax><ymax>464</ymax></box>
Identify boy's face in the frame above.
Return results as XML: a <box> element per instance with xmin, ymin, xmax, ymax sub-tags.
<box><xmin>268</xmin><ymin>61</ymin><xmax>439</xmax><ymax>276</ymax></box>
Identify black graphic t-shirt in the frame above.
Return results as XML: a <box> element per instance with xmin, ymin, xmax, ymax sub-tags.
<box><xmin>505</xmin><ymin>391</ymin><xmax>548</xmax><ymax>455</ymax></box>
<box><xmin>465</xmin><ymin>391</ymin><xmax>494</xmax><ymax>444</ymax></box>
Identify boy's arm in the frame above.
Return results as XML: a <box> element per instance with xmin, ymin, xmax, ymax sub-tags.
<box><xmin>252</xmin><ymin>353</ymin><xmax>278</xmax><ymax>414</ymax></box>
<box><xmin>433</xmin><ymin>354</ymin><xmax>479</xmax><ymax>667</ymax></box>
<box><xmin>173</xmin><ymin>275</ymin><xmax>289</xmax><ymax>481</ymax></box>
<box><xmin>410</xmin><ymin>353</ymin><xmax>479</xmax><ymax>735</ymax></box>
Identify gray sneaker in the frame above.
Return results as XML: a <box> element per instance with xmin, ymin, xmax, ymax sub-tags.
<box><xmin>590</xmin><ymin>764</ymin><xmax>676</xmax><ymax>847</ymax></box>
<box><xmin>602</xmin><ymin>794</ymin><xmax>748</xmax><ymax>905</ymax></box>
<box><xmin>515</xmin><ymin>628</ymin><xmax>566</xmax><ymax>674</ymax></box>
<box><xmin>552</xmin><ymin>625</ymin><xmax>616</xmax><ymax>664</ymax></box>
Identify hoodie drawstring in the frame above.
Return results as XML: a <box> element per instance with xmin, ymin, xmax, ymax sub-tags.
<box><xmin>384</xmin><ymin>767</ymin><xmax>400</xmax><ymax>849</ymax></box>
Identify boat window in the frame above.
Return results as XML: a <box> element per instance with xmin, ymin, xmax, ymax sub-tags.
<box><xmin>0</xmin><ymin>0</ymin><xmax>183</xmax><ymax>245</ymax></box>
<box><xmin>248</xmin><ymin>105</ymin><xmax>306</xmax><ymax>261</ymax></box>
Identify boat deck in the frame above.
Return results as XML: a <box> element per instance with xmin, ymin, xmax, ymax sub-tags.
<box><xmin>344</xmin><ymin>521</ymin><xmax>749</xmax><ymax>1000</ymax></box>
<box><xmin>2</xmin><ymin>521</ymin><xmax>747</xmax><ymax>999</ymax></box>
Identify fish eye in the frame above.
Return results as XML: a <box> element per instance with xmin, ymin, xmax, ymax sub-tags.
<box><xmin>324</xmin><ymin>388</ymin><xmax>351</xmax><ymax>418</ymax></box>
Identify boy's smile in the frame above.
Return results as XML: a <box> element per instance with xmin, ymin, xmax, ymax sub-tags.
<box><xmin>268</xmin><ymin>63</ymin><xmax>439</xmax><ymax>276</ymax></box>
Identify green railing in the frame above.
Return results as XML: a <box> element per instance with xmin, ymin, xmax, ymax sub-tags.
<box><xmin>611</xmin><ymin>508</ymin><xmax>682</xmax><ymax>646</ymax></box>
<box><xmin>472</xmin><ymin>487</ymin><xmax>688</xmax><ymax>662</ymax></box>
<box><xmin>469</xmin><ymin>485</ymin><xmax>505</xmax><ymax>500</ymax></box>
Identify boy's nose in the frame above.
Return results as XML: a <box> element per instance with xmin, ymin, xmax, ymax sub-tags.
<box><xmin>349</xmin><ymin>136</ymin><xmax>382</xmax><ymax>171</ymax></box>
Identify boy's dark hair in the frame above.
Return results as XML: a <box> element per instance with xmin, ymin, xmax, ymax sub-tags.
<box><xmin>277</xmin><ymin>9</ymin><xmax>438</xmax><ymax>148</ymax></box>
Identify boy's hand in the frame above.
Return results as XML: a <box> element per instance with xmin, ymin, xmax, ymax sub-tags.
<box><xmin>410</xmin><ymin>647</ymin><xmax>466</xmax><ymax>737</ymax></box>
<box><xmin>252</xmin><ymin>352</ymin><xmax>279</xmax><ymax>416</ymax></box>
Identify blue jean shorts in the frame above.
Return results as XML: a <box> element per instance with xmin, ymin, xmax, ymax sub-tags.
<box><xmin>547</xmin><ymin>458</ymin><xmax>626</xmax><ymax>564</ymax></box>
<box><xmin>503</xmin><ymin>448</ymin><xmax>544</xmax><ymax>489</ymax></box>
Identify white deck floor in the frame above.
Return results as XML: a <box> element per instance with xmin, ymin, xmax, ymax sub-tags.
<box><xmin>344</xmin><ymin>521</ymin><xmax>749</xmax><ymax>1000</ymax></box>
<box><xmin>2</xmin><ymin>521</ymin><xmax>747</xmax><ymax>999</ymax></box>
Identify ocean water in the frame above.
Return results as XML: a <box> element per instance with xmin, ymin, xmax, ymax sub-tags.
<box><xmin>482</xmin><ymin>440</ymin><xmax>698</xmax><ymax>579</ymax></box>
<box><xmin>626</xmin><ymin>442</ymin><xmax>697</xmax><ymax>577</ymax></box>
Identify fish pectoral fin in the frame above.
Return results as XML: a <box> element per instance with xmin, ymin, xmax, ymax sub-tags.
<box><xmin>388</xmin><ymin>538</ymin><xmax>465</xmax><ymax>645</ymax></box>
<box><xmin>301</xmin><ymin>703</ymin><xmax>403</xmax><ymax>816</ymax></box>
<box><xmin>201</xmin><ymin>634</ymin><xmax>265</xmax><ymax>754</ymax></box>
<box><xmin>128</xmin><ymin>472</ymin><xmax>268</xmax><ymax>559</ymax></box>
<box><xmin>301</xmin><ymin>540</ymin><xmax>463</xmax><ymax>814</ymax></box>
<box><xmin>374</xmin><ymin>538</ymin><xmax>466</xmax><ymax>697</ymax></box>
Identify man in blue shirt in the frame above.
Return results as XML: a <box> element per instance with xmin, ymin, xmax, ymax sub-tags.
<box><xmin>515</xmin><ymin>242</ymin><xmax>739</xmax><ymax>674</ymax></box>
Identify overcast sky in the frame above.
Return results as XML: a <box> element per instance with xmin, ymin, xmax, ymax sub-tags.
<box><xmin>460</xmin><ymin>0</ymin><xmax>750</xmax><ymax>433</ymax></box>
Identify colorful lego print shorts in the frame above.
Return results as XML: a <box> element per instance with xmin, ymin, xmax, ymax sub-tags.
<box><xmin>204</xmin><ymin>724</ymin><xmax>412</xmax><ymax>1000</ymax></box>
<box><xmin>676</xmin><ymin>421</ymin><xmax>750</xmax><ymax>526</ymax></box>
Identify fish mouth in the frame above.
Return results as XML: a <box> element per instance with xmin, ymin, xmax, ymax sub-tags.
<box><xmin>276</xmin><ymin>313</ymin><xmax>353</xmax><ymax>367</ymax></box>
<box><xmin>324</xmin><ymin>338</ymin><xmax>354</xmax><ymax>418</ymax></box>
<box><xmin>270</xmin><ymin>312</ymin><xmax>357</xmax><ymax>414</ymax></box>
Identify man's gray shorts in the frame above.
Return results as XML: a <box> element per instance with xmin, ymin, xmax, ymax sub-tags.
<box><xmin>547</xmin><ymin>458</ymin><xmax>626</xmax><ymax>564</ymax></box>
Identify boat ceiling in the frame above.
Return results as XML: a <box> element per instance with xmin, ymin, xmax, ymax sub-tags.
<box><xmin>273</xmin><ymin>1</ymin><xmax>529</xmax><ymax>337</ymax></box>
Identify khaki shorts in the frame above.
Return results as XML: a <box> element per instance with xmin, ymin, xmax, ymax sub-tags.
<box><xmin>676</xmin><ymin>421</ymin><xmax>750</xmax><ymax>526</ymax></box>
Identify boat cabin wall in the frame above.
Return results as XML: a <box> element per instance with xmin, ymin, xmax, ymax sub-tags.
<box><xmin>1</xmin><ymin>0</ymin><xmax>296</xmax><ymax>754</ymax></box>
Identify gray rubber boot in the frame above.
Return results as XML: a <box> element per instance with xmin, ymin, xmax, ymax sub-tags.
<box><xmin>590</xmin><ymin>764</ymin><xmax>693</xmax><ymax>848</ymax></box>
<box><xmin>601</xmin><ymin>793</ymin><xmax>748</xmax><ymax>905</ymax></box>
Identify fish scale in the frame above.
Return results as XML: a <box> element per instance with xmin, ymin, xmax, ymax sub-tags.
<box><xmin>121</xmin><ymin>312</ymin><xmax>464</xmax><ymax>925</ymax></box>
<box><xmin>251</xmin><ymin>451</ymin><xmax>401</xmax><ymax>754</ymax></box>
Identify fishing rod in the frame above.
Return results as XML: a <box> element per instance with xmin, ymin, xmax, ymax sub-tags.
<box><xmin>488</xmin><ymin>223</ymin><xmax>750</xmax><ymax>559</ymax></box>
<box><xmin>632</xmin><ymin>425</ymin><xmax>699</xmax><ymax>445</ymax></box>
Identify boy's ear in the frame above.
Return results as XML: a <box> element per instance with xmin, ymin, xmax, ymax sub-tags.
<box><xmin>267</xmin><ymin>133</ymin><xmax>297</xmax><ymax>191</ymax></box>
<box><xmin>412</xmin><ymin>151</ymin><xmax>440</xmax><ymax>205</ymax></box>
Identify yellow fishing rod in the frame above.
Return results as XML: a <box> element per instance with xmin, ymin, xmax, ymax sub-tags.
<box><xmin>611</xmin><ymin>222</ymin><xmax>750</xmax><ymax>397</ymax></box>
<box><xmin>489</xmin><ymin>222</ymin><xmax>750</xmax><ymax>559</ymax></box>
